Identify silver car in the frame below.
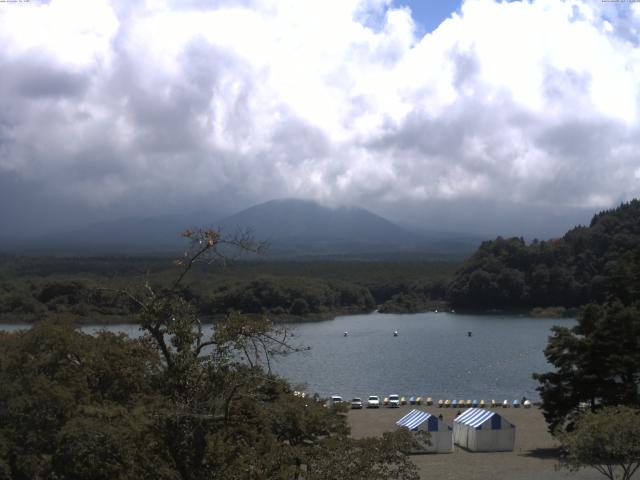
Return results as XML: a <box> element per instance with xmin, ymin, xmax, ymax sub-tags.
<box><xmin>388</xmin><ymin>394</ymin><xmax>400</xmax><ymax>408</ymax></box>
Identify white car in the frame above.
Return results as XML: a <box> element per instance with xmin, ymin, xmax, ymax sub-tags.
<box><xmin>351</xmin><ymin>398</ymin><xmax>363</xmax><ymax>409</ymax></box>
<box><xmin>388</xmin><ymin>394</ymin><xmax>400</xmax><ymax>408</ymax></box>
<box><xmin>330</xmin><ymin>395</ymin><xmax>344</xmax><ymax>405</ymax></box>
<box><xmin>367</xmin><ymin>395</ymin><xmax>380</xmax><ymax>408</ymax></box>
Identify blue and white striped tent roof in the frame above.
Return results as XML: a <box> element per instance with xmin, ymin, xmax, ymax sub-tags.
<box><xmin>454</xmin><ymin>408</ymin><xmax>498</xmax><ymax>428</ymax></box>
<box><xmin>396</xmin><ymin>409</ymin><xmax>437</xmax><ymax>431</ymax></box>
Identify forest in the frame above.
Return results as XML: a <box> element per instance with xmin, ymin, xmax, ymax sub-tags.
<box><xmin>0</xmin><ymin>255</ymin><xmax>455</xmax><ymax>324</ymax></box>
<box><xmin>448</xmin><ymin>200</ymin><xmax>640</xmax><ymax>310</ymax></box>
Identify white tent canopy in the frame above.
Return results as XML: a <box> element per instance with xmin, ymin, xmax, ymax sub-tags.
<box><xmin>396</xmin><ymin>409</ymin><xmax>453</xmax><ymax>453</ymax></box>
<box><xmin>453</xmin><ymin>408</ymin><xmax>515</xmax><ymax>451</ymax></box>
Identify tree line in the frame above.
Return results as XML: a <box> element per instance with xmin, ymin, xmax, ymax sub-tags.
<box><xmin>448</xmin><ymin>200</ymin><xmax>640</xmax><ymax>309</ymax></box>
<box><xmin>0</xmin><ymin>258</ymin><xmax>457</xmax><ymax>323</ymax></box>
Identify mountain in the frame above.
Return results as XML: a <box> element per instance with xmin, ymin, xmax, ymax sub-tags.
<box><xmin>217</xmin><ymin>199</ymin><xmax>408</xmax><ymax>242</ymax></box>
<box><xmin>215</xmin><ymin>199</ymin><xmax>481</xmax><ymax>258</ymax></box>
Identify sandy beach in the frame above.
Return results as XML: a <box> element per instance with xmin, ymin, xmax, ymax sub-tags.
<box><xmin>348</xmin><ymin>405</ymin><xmax>611</xmax><ymax>480</ymax></box>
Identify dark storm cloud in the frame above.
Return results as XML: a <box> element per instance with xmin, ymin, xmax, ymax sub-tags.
<box><xmin>1</xmin><ymin>56</ymin><xmax>89</xmax><ymax>99</ymax></box>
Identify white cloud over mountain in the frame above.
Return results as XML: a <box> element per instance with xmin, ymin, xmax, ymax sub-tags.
<box><xmin>0</xmin><ymin>0</ymin><xmax>639</xmax><ymax>236</ymax></box>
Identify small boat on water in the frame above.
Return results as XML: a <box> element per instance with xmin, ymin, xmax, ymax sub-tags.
<box><xmin>393</xmin><ymin>330</ymin><xmax>399</xmax><ymax>336</ymax></box>
<box><xmin>343</xmin><ymin>331</ymin><xmax>348</xmax><ymax>337</ymax></box>
<box><xmin>467</xmin><ymin>331</ymin><xmax>472</xmax><ymax>337</ymax></box>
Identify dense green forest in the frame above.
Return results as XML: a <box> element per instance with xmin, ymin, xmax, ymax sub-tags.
<box><xmin>448</xmin><ymin>200</ymin><xmax>640</xmax><ymax>310</ymax></box>
<box><xmin>0</xmin><ymin>255</ymin><xmax>456</xmax><ymax>323</ymax></box>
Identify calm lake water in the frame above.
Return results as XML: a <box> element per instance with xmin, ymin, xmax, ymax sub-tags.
<box><xmin>2</xmin><ymin>312</ymin><xmax>574</xmax><ymax>401</ymax></box>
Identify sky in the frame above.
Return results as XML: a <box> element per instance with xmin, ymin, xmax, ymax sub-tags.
<box><xmin>1</xmin><ymin>0</ymin><xmax>639</xmax><ymax>239</ymax></box>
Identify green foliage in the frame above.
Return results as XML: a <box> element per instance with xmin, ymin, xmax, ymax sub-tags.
<box><xmin>0</xmin><ymin>256</ymin><xmax>459</xmax><ymax>322</ymax></box>
<box><xmin>0</xmin><ymin>228</ymin><xmax>419</xmax><ymax>479</ymax></box>
<box><xmin>208</xmin><ymin>276</ymin><xmax>375</xmax><ymax>317</ymax></box>
<box><xmin>557</xmin><ymin>405</ymin><xmax>640</xmax><ymax>480</ymax></box>
<box><xmin>449</xmin><ymin>199</ymin><xmax>640</xmax><ymax>309</ymax></box>
<box><xmin>304</xmin><ymin>429</ymin><xmax>420</xmax><ymax>480</ymax></box>
<box><xmin>0</xmin><ymin>321</ymin><xmax>162</xmax><ymax>479</ymax></box>
<box><xmin>533</xmin><ymin>301</ymin><xmax>640</xmax><ymax>432</ymax></box>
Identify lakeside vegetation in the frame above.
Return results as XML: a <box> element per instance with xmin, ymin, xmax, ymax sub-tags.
<box><xmin>448</xmin><ymin>200</ymin><xmax>640</xmax><ymax>310</ymax></box>
<box><xmin>0</xmin><ymin>230</ymin><xmax>420</xmax><ymax>479</ymax></box>
<box><xmin>3</xmin><ymin>200</ymin><xmax>640</xmax><ymax>324</ymax></box>
<box><xmin>0</xmin><ymin>255</ymin><xmax>457</xmax><ymax>324</ymax></box>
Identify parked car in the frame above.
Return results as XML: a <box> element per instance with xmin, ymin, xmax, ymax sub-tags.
<box><xmin>330</xmin><ymin>395</ymin><xmax>344</xmax><ymax>405</ymax></box>
<box><xmin>351</xmin><ymin>398</ymin><xmax>363</xmax><ymax>409</ymax></box>
<box><xmin>388</xmin><ymin>394</ymin><xmax>400</xmax><ymax>408</ymax></box>
<box><xmin>367</xmin><ymin>395</ymin><xmax>380</xmax><ymax>408</ymax></box>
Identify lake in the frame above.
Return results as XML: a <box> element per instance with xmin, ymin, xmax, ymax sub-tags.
<box><xmin>2</xmin><ymin>312</ymin><xmax>573</xmax><ymax>402</ymax></box>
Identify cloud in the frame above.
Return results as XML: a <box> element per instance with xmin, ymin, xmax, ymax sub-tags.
<box><xmin>0</xmin><ymin>0</ymin><xmax>639</xmax><ymax>236</ymax></box>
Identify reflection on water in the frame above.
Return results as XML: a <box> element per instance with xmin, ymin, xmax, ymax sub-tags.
<box><xmin>2</xmin><ymin>312</ymin><xmax>573</xmax><ymax>401</ymax></box>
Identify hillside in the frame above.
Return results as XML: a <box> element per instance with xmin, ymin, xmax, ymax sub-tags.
<box><xmin>216</xmin><ymin>199</ymin><xmax>481</xmax><ymax>258</ymax></box>
<box><xmin>216</xmin><ymin>198</ymin><xmax>411</xmax><ymax>247</ymax></box>
<box><xmin>447</xmin><ymin>199</ymin><xmax>640</xmax><ymax>309</ymax></box>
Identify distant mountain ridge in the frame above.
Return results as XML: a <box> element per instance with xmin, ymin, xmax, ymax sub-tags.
<box><xmin>0</xmin><ymin>199</ymin><xmax>482</xmax><ymax>259</ymax></box>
